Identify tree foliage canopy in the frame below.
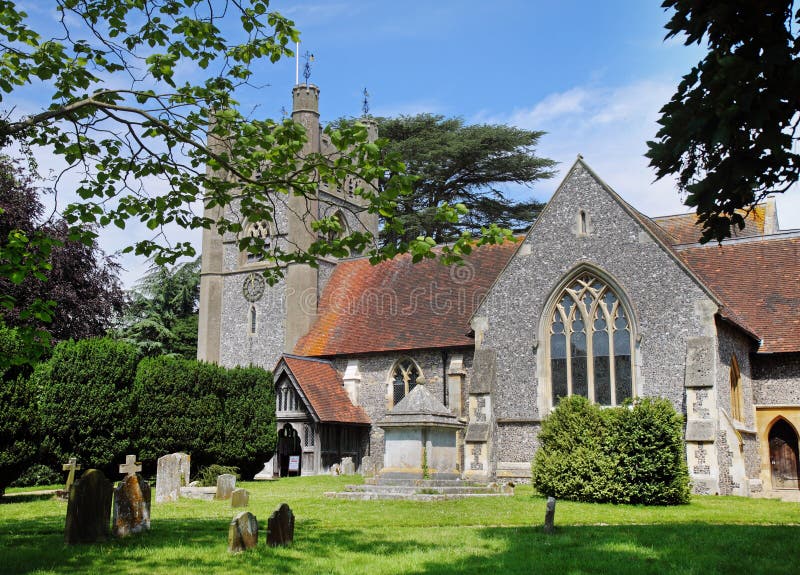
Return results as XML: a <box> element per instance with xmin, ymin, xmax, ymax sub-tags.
<box><xmin>0</xmin><ymin>157</ymin><xmax>125</xmax><ymax>363</ymax></box>
<box><xmin>647</xmin><ymin>0</ymin><xmax>800</xmax><ymax>242</ymax></box>
<box><xmin>375</xmin><ymin>114</ymin><xmax>555</xmax><ymax>245</ymax></box>
<box><xmin>113</xmin><ymin>258</ymin><xmax>200</xmax><ymax>358</ymax></box>
<box><xmin>0</xmin><ymin>1</ymin><xmax>504</xmax><ymax>277</ymax></box>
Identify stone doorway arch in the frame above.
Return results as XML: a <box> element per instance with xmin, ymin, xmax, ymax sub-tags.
<box><xmin>769</xmin><ymin>418</ymin><xmax>800</xmax><ymax>490</ymax></box>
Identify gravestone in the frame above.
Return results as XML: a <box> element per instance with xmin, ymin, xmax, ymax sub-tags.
<box><xmin>340</xmin><ymin>457</ymin><xmax>355</xmax><ymax>475</ymax></box>
<box><xmin>62</xmin><ymin>457</ymin><xmax>81</xmax><ymax>493</ymax></box>
<box><xmin>266</xmin><ymin>503</ymin><xmax>294</xmax><ymax>547</ymax></box>
<box><xmin>254</xmin><ymin>457</ymin><xmax>275</xmax><ymax>480</ymax></box>
<box><xmin>64</xmin><ymin>469</ymin><xmax>112</xmax><ymax>544</ymax></box>
<box><xmin>330</xmin><ymin>463</ymin><xmax>341</xmax><ymax>476</ymax></box>
<box><xmin>544</xmin><ymin>496</ymin><xmax>556</xmax><ymax>534</ymax></box>
<box><xmin>359</xmin><ymin>455</ymin><xmax>375</xmax><ymax>477</ymax></box>
<box><xmin>112</xmin><ymin>475</ymin><xmax>151</xmax><ymax>537</ymax></box>
<box><xmin>155</xmin><ymin>452</ymin><xmax>190</xmax><ymax>503</ymax></box>
<box><xmin>231</xmin><ymin>488</ymin><xmax>249</xmax><ymax>508</ymax></box>
<box><xmin>119</xmin><ymin>454</ymin><xmax>141</xmax><ymax>477</ymax></box>
<box><xmin>215</xmin><ymin>474</ymin><xmax>236</xmax><ymax>500</ymax></box>
<box><xmin>228</xmin><ymin>511</ymin><xmax>258</xmax><ymax>553</ymax></box>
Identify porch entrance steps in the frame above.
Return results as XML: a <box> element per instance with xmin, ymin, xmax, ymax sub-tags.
<box><xmin>324</xmin><ymin>478</ymin><xmax>514</xmax><ymax>501</ymax></box>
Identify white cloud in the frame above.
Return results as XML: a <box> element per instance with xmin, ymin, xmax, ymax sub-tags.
<box><xmin>491</xmin><ymin>77</ymin><xmax>800</xmax><ymax>231</ymax></box>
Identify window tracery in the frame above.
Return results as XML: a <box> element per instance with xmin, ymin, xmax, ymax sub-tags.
<box><xmin>244</xmin><ymin>221</ymin><xmax>272</xmax><ymax>263</ymax></box>
<box><xmin>549</xmin><ymin>273</ymin><xmax>633</xmax><ymax>406</ymax></box>
<box><xmin>391</xmin><ymin>358</ymin><xmax>422</xmax><ymax>405</ymax></box>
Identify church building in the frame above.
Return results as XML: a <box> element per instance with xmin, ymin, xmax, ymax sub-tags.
<box><xmin>197</xmin><ymin>84</ymin><xmax>800</xmax><ymax>497</ymax></box>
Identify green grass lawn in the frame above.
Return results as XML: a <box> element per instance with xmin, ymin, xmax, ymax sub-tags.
<box><xmin>1</xmin><ymin>476</ymin><xmax>798</xmax><ymax>575</ymax></box>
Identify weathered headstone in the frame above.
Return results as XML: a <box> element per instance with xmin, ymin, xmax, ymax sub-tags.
<box><xmin>330</xmin><ymin>463</ymin><xmax>341</xmax><ymax>476</ymax></box>
<box><xmin>266</xmin><ymin>503</ymin><xmax>294</xmax><ymax>547</ymax></box>
<box><xmin>253</xmin><ymin>457</ymin><xmax>275</xmax><ymax>480</ymax></box>
<box><xmin>340</xmin><ymin>457</ymin><xmax>355</xmax><ymax>475</ymax></box>
<box><xmin>112</xmin><ymin>475</ymin><xmax>151</xmax><ymax>538</ymax></box>
<box><xmin>64</xmin><ymin>469</ymin><xmax>112</xmax><ymax>545</ymax></box>
<box><xmin>544</xmin><ymin>496</ymin><xmax>556</xmax><ymax>534</ymax></box>
<box><xmin>231</xmin><ymin>488</ymin><xmax>249</xmax><ymax>508</ymax></box>
<box><xmin>62</xmin><ymin>457</ymin><xmax>81</xmax><ymax>493</ymax></box>
<box><xmin>228</xmin><ymin>511</ymin><xmax>258</xmax><ymax>553</ymax></box>
<box><xmin>359</xmin><ymin>455</ymin><xmax>375</xmax><ymax>477</ymax></box>
<box><xmin>155</xmin><ymin>452</ymin><xmax>190</xmax><ymax>503</ymax></box>
<box><xmin>215</xmin><ymin>474</ymin><xmax>236</xmax><ymax>500</ymax></box>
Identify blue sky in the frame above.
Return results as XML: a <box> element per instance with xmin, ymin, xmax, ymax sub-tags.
<box><xmin>9</xmin><ymin>1</ymin><xmax>800</xmax><ymax>287</ymax></box>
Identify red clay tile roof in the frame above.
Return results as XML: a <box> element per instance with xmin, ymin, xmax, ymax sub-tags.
<box><xmin>279</xmin><ymin>355</ymin><xmax>370</xmax><ymax>424</ymax></box>
<box><xmin>294</xmin><ymin>241</ymin><xmax>519</xmax><ymax>356</ymax></box>
<box><xmin>652</xmin><ymin>204</ymin><xmax>768</xmax><ymax>245</ymax></box>
<box><xmin>679</xmin><ymin>236</ymin><xmax>800</xmax><ymax>354</ymax></box>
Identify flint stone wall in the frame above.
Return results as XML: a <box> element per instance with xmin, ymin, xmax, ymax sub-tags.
<box><xmin>752</xmin><ymin>352</ymin><xmax>800</xmax><ymax>405</ymax></box>
<box><xmin>474</xmin><ymin>162</ymin><xmax>716</xmax><ymax>467</ymax></box>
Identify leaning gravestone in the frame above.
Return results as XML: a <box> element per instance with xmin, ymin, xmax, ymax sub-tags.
<box><xmin>231</xmin><ymin>488</ymin><xmax>249</xmax><ymax>508</ymax></box>
<box><xmin>228</xmin><ymin>511</ymin><xmax>258</xmax><ymax>553</ymax></box>
<box><xmin>266</xmin><ymin>503</ymin><xmax>294</xmax><ymax>547</ymax></box>
<box><xmin>214</xmin><ymin>474</ymin><xmax>236</xmax><ymax>500</ymax></box>
<box><xmin>155</xmin><ymin>452</ymin><xmax>190</xmax><ymax>503</ymax></box>
<box><xmin>340</xmin><ymin>457</ymin><xmax>355</xmax><ymax>475</ymax></box>
<box><xmin>64</xmin><ymin>469</ymin><xmax>113</xmax><ymax>545</ymax></box>
<box><xmin>112</xmin><ymin>475</ymin><xmax>151</xmax><ymax>537</ymax></box>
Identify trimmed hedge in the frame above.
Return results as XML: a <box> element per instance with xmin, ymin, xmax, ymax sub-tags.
<box><xmin>133</xmin><ymin>357</ymin><xmax>275</xmax><ymax>479</ymax></box>
<box><xmin>35</xmin><ymin>338</ymin><xmax>140</xmax><ymax>477</ymax></box>
<box><xmin>532</xmin><ymin>396</ymin><xmax>690</xmax><ymax>505</ymax></box>
<box><xmin>0</xmin><ymin>374</ymin><xmax>38</xmax><ymax>495</ymax></box>
<box><xmin>2</xmin><ymin>336</ymin><xmax>276</xmax><ymax>487</ymax></box>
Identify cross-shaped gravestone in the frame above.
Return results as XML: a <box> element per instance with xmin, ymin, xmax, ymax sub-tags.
<box><xmin>62</xmin><ymin>457</ymin><xmax>81</xmax><ymax>491</ymax></box>
<box><xmin>119</xmin><ymin>455</ymin><xmax>142</xmax><ymax>478</ymax></box>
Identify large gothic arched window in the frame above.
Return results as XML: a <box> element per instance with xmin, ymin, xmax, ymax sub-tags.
<box><xmin>549</xmin><ymin>273</ymin><xmax>633</xmax><ymax>406</ymax></box>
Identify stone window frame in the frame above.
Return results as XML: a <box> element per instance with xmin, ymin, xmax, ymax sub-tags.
<box><xmin>387</xmin><ymin>357</ymin><xmax>425</xmax><ymax>408</ymax></box>
<box><xmin>538</xmin><ymin>265</ymin><xmax>638</xmax><ymax>410</ymax></box>
<box><xmin>240</xmin><ymin>220</ymin><xmax>276</xmax><ymax>267</ymax></box>
<box><xmin>248</xmin><ymin>305</ymin><xmax>257</xmax><ymax>336</ymax></box>
<box><xmin>729</xmin><ymin>354</ymin><xmax>745</xmax><ymax>423</ymax></box>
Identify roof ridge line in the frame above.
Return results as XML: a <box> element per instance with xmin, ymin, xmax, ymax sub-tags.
<box><xmin>674</xmin><ymin>229</ymin><xmax>800</xmax><ymax>250</ymax></box>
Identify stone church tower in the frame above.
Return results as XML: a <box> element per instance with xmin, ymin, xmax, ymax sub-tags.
<box><xmin>197</xmin><ymin>84</ymin><xmax>378</xmax><ymax>368</ymax></box>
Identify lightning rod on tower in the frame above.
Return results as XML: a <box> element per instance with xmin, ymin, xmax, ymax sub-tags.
<box><xmin>362</xmin><ymin>88</ymin><xmax>370</xmax><ymax>117</ymax></box>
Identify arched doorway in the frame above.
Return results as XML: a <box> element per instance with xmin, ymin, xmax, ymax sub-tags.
<box><xmin>277</xmin><ymin>423</ymin><xmax>302</xmax><ymax>477</ymax></box>
<box><xmin>769</xmin><ymin>419</ymin><xmax>799</xmax><ymax>490</ymax></box>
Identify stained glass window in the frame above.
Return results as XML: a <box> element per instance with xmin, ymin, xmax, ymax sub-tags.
<box><xmin>549</xmin><ymin>274</ymin><xmax>633</xmax><ymax>406</ymax></box>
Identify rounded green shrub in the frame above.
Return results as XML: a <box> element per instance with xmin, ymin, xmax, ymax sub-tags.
<box><xmin>532</xmin><ymin>395</ymin><xmax>690</xmax><ymax>505</ymax></box>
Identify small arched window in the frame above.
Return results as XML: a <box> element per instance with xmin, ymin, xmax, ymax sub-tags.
<box><xmin>391</xmin><ymin>358</ymin><xmax>422</xmax><ymax>405</ymax></box>
<box><xmin>249</xmin><ymin>306</ymin><xmax>257</xmax><ymax>335</ymax></box>
<box><xmin>730</xmin><ymin>355</ymin><xmax>744</xmax><ymax>422</ymax></box>
<box><xmin>549</xmin><ymin>273</ymin><xmax>633</xmax><ymax>406</ymax></box>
